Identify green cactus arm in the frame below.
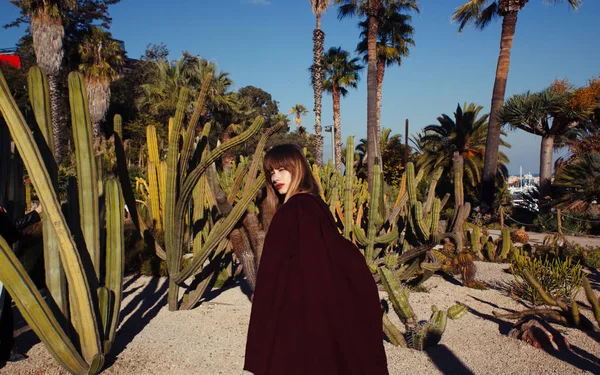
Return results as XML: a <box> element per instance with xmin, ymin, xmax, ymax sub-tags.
<box><xmin>147</xmin><ymin>162</ymin><xmax>162</xmax><ymax>230</ymax></box>
<box><xmin>179</xmin><ymin>73</ymin><xmax>212</xmax><ymax>181</ymax></box>
<box><xmin>165</xmin><ymin>88</ymin><xmax>189</xmax><ymax>258</ymax></box>
<box><xmin>499</xmin><ymin>227</ymin><xmax>512</xmax><ymax>260</ymax></box>
<box><xmin>102</xmin><ymin>178</ymin><xmax>124</xmax><ymax>354</ymax></box>
<box><xmin>423</xmin><ymin>167</ymin><xmax>443</xmax><ymax>215</ymax></box>
<box><xmin>378</xmin><ymin>266</ymin><xmax>416</xmax><ymax>324</ymax></box>
<box><xmin>27</xmin><ymin>66</ymin><xmax>54</xmax><ymax>153</ymax></box>
<box><xmin>113</xmin><ymin>114</ymin><xmax>122</xmax><ymax>139</ymax></box>
<box><xmin>353</xmin><ymin>225</ymin><xmax>369</xmax><ymax>247</ymax></box>
<box><xmin>163</xmin><ymin>87</ymin><xmax>189</xmax><ymax>312</ymax></box>
<box><xmin>583</xmin><ymin>276</ymin><xmax>600</xmax><ymax>326</ymax></box>
<box><xmin>344</xmin><ymin>136</ymin><xmax>354</xmax><ymax>239</ymax></box>
<box><xmin>27</xmin><ymin>67</ymin><xmax>68</xmax><ymax>315</ymax></box>
<box><xmin>175</xmin><ymin>174</ymin><xmax>265</xmax><ymax>283</ymax></box>
<box><xmin>375</xmin><ymin>229</ymin><xmax>399</xmax><ymax>244</ymax></box>
<box><xmin>227</xmin><ymin>163</ymin><xmax>248</xmax><ymax>203</ymax></box>
<box><xmin>406</xmin><ymin>163</ymin><xmax>417</xmax><ymax>206</ymax></box>
<box><xmin>447</xmin><ymin>303</ymin><xmax>467</xmax><ymax>319</ymax></box>
<box><xmin>0</xmin><ymin>69</ymin><xmax>101</xmax><ymax>363</ymax></box>
<box><xmin>146</xmin><ymin>125</ymin><xmax>160</xmax><ymax>165</ymax></box>
<box><xmin>365</xmin><ymin>165</ymin><xmax>382</xmax><ymax>263</ymax></box>
<box><xmin>430</xmin><ymin>198</ymin><xmax>441</xmax><ymax>235</ymax></box>
<box><xmin>412</xmin><ymin>201</ymin><xmax>430</xmax><ymax>240</ymax></box>
<box><xmin>0</xmin><ymin>237</ymin><xmax>90</xmax><ymax>374</ymax></box>
<box><xmin>171</xmin><ymin>117</ymin><xmax>264</xmax><ymax>277</ymax></box>
<box><xmin>180</xmin><ymin>238</ymin><xmax>228</xmax><ymax>310</ymax></box>
<box><xmin>522</xmin><ymin>269</ymin><xmax>568</xmax><ymax>311</ymax></box>
<box><xmin>382</xmin><ymin>313</ymin><xmax>407</xmax><ymax>347</ymax></box>
<box><xmin>69</xmin><ymin>72</ymin><xmax>101</xmax><ymax>278</ymax></box>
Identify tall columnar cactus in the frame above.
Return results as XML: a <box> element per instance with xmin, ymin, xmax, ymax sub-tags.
<box><xmin>28</xmin><ymin>66</ymin><xmax>67</xmax><ymax>314</ymax></box>
<box><xmin>0</xmin><ymin>69</ymin><xmax>125</xmax><ymax>374</ymax></box>
<box><xmin>500</xmin><ymin>227</ymin><xmax>512</xmax><ymax>260</ymax></box>
<box><xmin>149</xmin><ymin>77</ymin><xmax>282</xmax><ymax>310</ymax></box>
<box><xmin>113</xmin><ymin>114</ymin><xmax>122</xmax><ymax>139</ymax></box>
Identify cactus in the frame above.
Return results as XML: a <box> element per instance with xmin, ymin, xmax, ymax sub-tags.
<box><xmin>0</xmin><ymin>69</ymin><xmax>126</xmax><ymax>374</ymax></box>
<box><xmin>494</xmin><ymin>271</ymin><xmax>600</xmax><ymax>332</ymax></box>
<box><xmin>500</xmin><ymin>227</ymin><xmax>511</xmax><ymax>260</ymax></box>
<box><xmin>113</xmin><ymin>114</ymin><xmax>122</xmax><ymax>139</ymax></box>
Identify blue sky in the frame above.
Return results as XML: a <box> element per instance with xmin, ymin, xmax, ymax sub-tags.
<box><xmin>1</xmin><ymin>0</ymin><xmax>599</xmax><ymax>175</ymax></box>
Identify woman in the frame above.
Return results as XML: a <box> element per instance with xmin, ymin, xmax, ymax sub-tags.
<box><xmin>244</xmin><ymin>144</ymin><xmax>388</xmax><ymax>375</ymax></box>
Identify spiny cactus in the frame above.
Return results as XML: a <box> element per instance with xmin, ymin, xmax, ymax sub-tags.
<box><xmin>0</xmin><ymin>68</ymin><xmax>125</xmax><ymax>374</ymax></box>
<box><xmin>494</xmin><ymin>270</ymin><xmax>600</xmax><ymax>332</ymax></box>
<box><xmin>500</xmin><ymin>227</ymin><xmax>512</xmax><ymax>260</ymax></box>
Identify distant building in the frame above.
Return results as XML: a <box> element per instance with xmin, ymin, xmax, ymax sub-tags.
<box><xmin>0</xmin><ymin>47</ymin><xmax>21</xmax><ymax>68</ymax></box>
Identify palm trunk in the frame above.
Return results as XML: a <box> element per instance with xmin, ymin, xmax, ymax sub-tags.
<box><xmin>376</xmin><ymin>59</ymin><xmax>385</xmax><ymax>140</ymax></box>
<box><xmin>47</xmin><ymin>73</ymin><xmax>63</xmax><ymax>164</ymax></box>
<box><xmin>332</xmin><ymin>85</ymin><xmax>342</xmax><ymax>172</ymax></box>
<box><xmin>480</xmin><ymin>11</ymin><xmax>519</xmax><ymax>213</ymax></box>
<box><xmin>31</xmin><ymin>14</ymin><xmax>66</xmax><ymax>165</ymax></box>
<box><xmin>86</xmin><ymin>79</ymin><xmax>111</xmax><ymax>139</ymax></box>
<box><xmin>295</xmin><ymin>114</ymin><xmax>301</xmax><ymax>132</ymax></box>
<box><xmin>312</xmin><ymin>16</ymin><xmax>325</xmax><ymax>167</ymax></box>
<box><xmin>539</xmin><ymin>134</ymin><xmax>554</xmax><ymax>213</ymax></box>
<box><xmin>366</xmin><ymin>6</ymin><xmax>380</xmax><ymax>192</ymax></box>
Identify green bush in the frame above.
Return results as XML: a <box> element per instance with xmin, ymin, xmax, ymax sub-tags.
<box><xmin>509</xmin><ymin>254</ymin><xmax>583</xmax><ymax>306</ymax></box>
<box><xmin>585</xmin><ymin>250</ymin><xmax>600</xmax><ymax>269</ymax></box>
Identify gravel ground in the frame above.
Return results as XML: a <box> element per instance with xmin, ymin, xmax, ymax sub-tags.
<box><xmin>2</xmin><ymin>261</ymin><xmax>600</xmax><ymax>374</ymax></box>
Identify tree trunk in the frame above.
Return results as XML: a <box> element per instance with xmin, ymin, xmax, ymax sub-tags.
<box><xmin>480</xmin><ymin>11</ymin><xmax>519</xmax><ymax>213</ymax></box>
<box><xmin>47</xmin><ymin>73</ymin><xmax>63</xmax><ymax>164</ymax></box>
<box><xmin>366</xmin><ymin>7</ymin><xmax>380</xmax><ymax>192</ymax></box>
<box><xmin>332</xmin><ymin>85</ymin><xmax>342</xmax><ymax>172</ymax></box>
<box><xmin>86</xmin><ymin>79</ymin><xmax>110</xmax><ymax>139</ymax></box>
<box><xmin>376</xmin><ymin>59</ymin><xmax>385</xmax><ymax>140</ymax></box>
<box><xmin>539</xmin><ymin>134</ymin><xmax>554</xmax><ymax>213</ymax></box>
<box><xmin>295</xmin><ymin>114</ymin><xmax>301</xmax><ymax>132</ymax></box>
<box><xmin>312</xmin><ymin>16</ymin><xmax>325</xmax><ymax>167</ymax></box>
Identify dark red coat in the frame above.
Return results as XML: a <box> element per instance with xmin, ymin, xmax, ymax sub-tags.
<box><xmin>244</xmin><ymin>193</ymin><xmax>388</xmax><ymax>375</ymax></box>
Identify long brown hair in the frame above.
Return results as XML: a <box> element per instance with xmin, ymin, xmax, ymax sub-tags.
<box><xmin>263</xmin><ymin>144</ymin><xmax>321</xmax><ymax>213</ymax></box>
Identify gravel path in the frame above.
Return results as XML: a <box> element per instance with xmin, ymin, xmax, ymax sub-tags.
<box><xmin>2</xmin><ymin>262</ymin><xmax>600</xmax><ymax>374</ymax></box>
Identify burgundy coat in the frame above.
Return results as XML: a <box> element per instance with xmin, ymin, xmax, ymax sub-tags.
<box><xmin>244</xmin><ymin>193</ymin><xmax>388</xmax><ymax>375</ymax></box>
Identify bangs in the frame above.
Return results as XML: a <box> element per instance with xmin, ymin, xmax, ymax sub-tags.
<box><xmin>263</xmin><ymin>145</ymin><xmax>301</xmax><ymax>174</ymax></box>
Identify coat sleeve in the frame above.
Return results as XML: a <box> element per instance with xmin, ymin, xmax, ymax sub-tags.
<box><xmin>244</xmin><ymin>200</ymin><xmax>300</xmax><ymax>374</ymax></box>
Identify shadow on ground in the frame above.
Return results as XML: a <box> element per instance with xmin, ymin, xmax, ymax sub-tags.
<box><xmin>426</xmin><ymin>344</ymin><xmax>474</xmax><ymax>375</ymax></box>
<box><xmin>103</xmin><ymin>276</ymin><xmax>168</xmax><ymax>369</ymax></box>
<box><xmin>466</xmin><ymin>295</ymin><xmax>600</xmax><ymax>373</ymax></box>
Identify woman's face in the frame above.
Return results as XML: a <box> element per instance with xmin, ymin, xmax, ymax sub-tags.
<box><xmin>270</xmin><ymin>167</ymin><xmax>292</xmax><ymax>196</ymax></box>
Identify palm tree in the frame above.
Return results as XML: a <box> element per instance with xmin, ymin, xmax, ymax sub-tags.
<box><xmin>417</xmin><ymin>102</ymin><xmax>510</xmax><ymax>203</ymax></box>
<box><xmin>452</xmin><ymin>0</ymin><xmax>582</xmax><ymax>213</ymax></box>
<box><xmin>553</xmin><ymin>153</ymin><xmax>600</xmax><ymax>214</ymax></box>
<box><xmin>309</xmin><ymin>0</ymin><xmax>332</xmax><ymax>167</ymax></box>
<box><xmin>78</xmin><ymin>26</ymin><xmax>123</xmax><ymax>138</ymax></box>
<box><xmin>356</xmin><ymin>3</ymin><xmax>415</xmax><ymax>139</ymax></box>
<box><xmin>334</xmin><ymin>0</ymin><xmax>419</xmax><ymax>190</ymax></box>
<box><xmin>12</xmin><ymin>0</ymin><xmax>77</xmax><ymax>163</ymax></box>
<box><xmin>499</xmin><ymin>82</ymin><xmax>585</xmax><ymax>211</ymax></box>
<box><xmin>319</xmin><ymin>47</ymin><xmax>363</xmax><ymax>172</ymax></box>
<box><xmin>289</xmin><ymin>104</ymin><xmax>309</xmax><ymax>132</ymax></box>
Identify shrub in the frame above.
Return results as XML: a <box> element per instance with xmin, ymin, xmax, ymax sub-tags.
<box><xmin>509</xmin><ymin>254</ymin><xmax>583</xmax><ymax>306</ymax></box>
<box><xmin>585</xmin><ymin>250</ymin><xmax>600</xmax><ymax>269</ymax></box>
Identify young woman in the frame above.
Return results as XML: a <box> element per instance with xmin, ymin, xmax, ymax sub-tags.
<box><xmin>244</xmin><ymin>144</ymin><xmax>388</xmax><ymax>375</ymax></box>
